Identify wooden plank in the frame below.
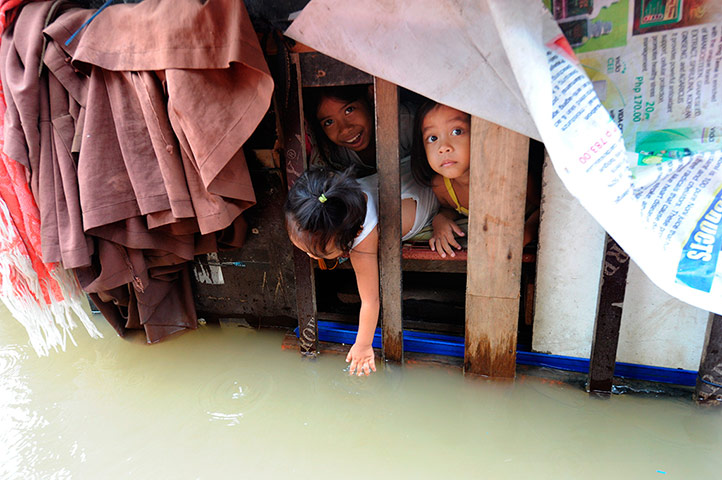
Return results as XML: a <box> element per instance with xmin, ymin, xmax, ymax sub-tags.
<box><xmin>374</xmin><ymin>78</ymin><xmax>403</xmax><ymax>362</ymax></box>
<box><xmin>283</xmin><ymin>53</ymin><xmax>308</xmax><ymax>186</ymax></box>
<box><xmin>587</xmin><ymin>235</ymin><xmax>629</xmax><ymax>395</ymax></box>
<box><xmin>283</xmin><ymin>52</ymin><xmax>317</xmax><ymax>356</ymax></box>
<box><xmin>313</xmin><ymin>253</ymin><xmax>468</xmax><ymax>273</ymax></box>
<box><xmin>311</xmin><ymin>253</ymin><xmax>471</xmax><ymax>273</ymax></box>
<box><xmin>523</xmin><ymin>281</ymin><xmax>535</xmax><ymax>326</ymax></box>
<box><xmin>402</xmin><ymin>245</ymin><xmax>467</xmax><ymax>261</ymax></box>
<box><xmin>292</xmin><ymin>250</ymin><xmax>317</xmax><ymax>356</ymax></box>
<box><xmin>695</xmin><ymin>313</ymin><xmax>722</xmax><ymax>407</ymax></box>
<box><xmin>401</xmin><ymin>258</ymin><xmax>467</xmax><ymax>274</ymax></box>
<box><xmin>465</xmin><ymin>295</ymin><xmax>518</xmax><ymax>376</ymax></box>
<box><xmin>401</xmin><ymin>245</ymin><xmax>466</xmax><ymax>273</ymax></box>
<box><xmin>400</xmin><ymin>249</ymin><xmax>533</xmax><ymax>273</ymax></box>
<box><xmin>464</xmin><ymin>117</ymin><xmax>529</xmax><ymax>377</ymax></box>
<box><xmin>299</xmin><ymin>52</ymin><xmax>373</xmax><ymax>87</ymax></box>
<box><xmin>315</xmin><ymin>312</ymin><xmax>464</xmax><ymax>336</ymax></box>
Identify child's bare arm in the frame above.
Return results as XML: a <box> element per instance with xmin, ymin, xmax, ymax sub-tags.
<box><xmin>348</xmin><ymin>226</ymin><xmax>380</xmax><ymax>376</ymax></box>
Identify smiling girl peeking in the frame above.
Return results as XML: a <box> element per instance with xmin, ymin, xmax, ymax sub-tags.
<box><xmin>304</xmin><ymin>85</ymin><xmax>415</xmax><ymax>178</ymax></box>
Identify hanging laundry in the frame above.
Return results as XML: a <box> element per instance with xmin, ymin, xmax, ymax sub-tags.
<box><xmin>0</xmin><ymin>0</ymin><xmax>274</xmax><ymax>343</ymax></box>
<box><xmin>0</xmin><ymin>0</ymin><xmax>40</xmax><ymax>30</ymax></box>
<box><xmin>0</xmin><ymin>2</ymin><xmax>100</xmax><ymax>356</ymax></box>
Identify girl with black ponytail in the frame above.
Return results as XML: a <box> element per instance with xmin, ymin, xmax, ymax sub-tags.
<box><xmin>285</xmin><ymin>166</ymin><xmax>437</xmax><ymax>376</ymax></box>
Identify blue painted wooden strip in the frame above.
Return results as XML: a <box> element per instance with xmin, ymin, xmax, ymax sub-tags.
<box><xmin>298</xmin><ymin>321</ymin><xmax>698</xmax><ymax>386</ymax></box>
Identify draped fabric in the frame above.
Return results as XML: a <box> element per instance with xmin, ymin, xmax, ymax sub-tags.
<box><xmin>0</xmin><ymin>0</ymin><xmax>273</xmax><ymax>344</ymax></box>
<box><xmin>0</xmin><ymin>0</ymin><xmax>100</xmax><ymax>355</ymax></box>
<box><xmin>0</xmin><ymin>0</ymin><xmax>38</xmax><ymax>29</ymax></box>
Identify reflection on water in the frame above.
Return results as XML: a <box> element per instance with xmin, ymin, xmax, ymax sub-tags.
<box><xmin>1</xmin><ymin>305</ymin><xmax>721</xmax><ymax>479</ymax></box>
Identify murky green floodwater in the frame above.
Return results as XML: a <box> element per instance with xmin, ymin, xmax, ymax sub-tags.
<box><xmin>1</xmin><ymin>306</ymin><xmax>721</xmax><ymax>480</ymax></box>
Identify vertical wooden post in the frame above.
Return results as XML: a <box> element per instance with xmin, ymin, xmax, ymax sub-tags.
<box><xmin>283</xmin><ymin>53</ymin><xmax>317</xmax><ymax>356</ymax></box>
<box><xmin>695</xmin><ymin>313</ymin><xmax>722</xmax><ymax>407</ymax></box>
<box><xmin>587</xmin><ymin>235</ymin><xmax>629</xmax><ymax>394</ymax></box>
<box><xmin>374</xmin><ymin>78</ymin><xmax>403</xmax><ymax>362</ymax></box>
<box><xmin>464</xmin><ymin>117</ymin><xmax>528</xmax><ymax>377</ymax></box>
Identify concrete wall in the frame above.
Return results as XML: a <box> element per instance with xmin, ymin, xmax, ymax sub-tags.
<box><xmin>617</xmin><ymin>262</ymin><xmax>709</xmax><ymax>370</ymax></box>
<box><xmin>532</xmin><ymin>157</ymin><xmax>708</xmax><ymax>371</ymax></box>
<box><xmin>532</xmin><ymin>157</ymin><xmax>605</xmax><ymax>358</ymax></box>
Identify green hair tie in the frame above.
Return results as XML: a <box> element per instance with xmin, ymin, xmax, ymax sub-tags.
<box><xmin>318</xmin><ymin>193</ymin><xmax>328</xmax><ymax>204</ymax></box>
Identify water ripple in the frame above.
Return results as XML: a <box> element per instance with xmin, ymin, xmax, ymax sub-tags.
<box><xmin>0</xmin><ymin>344</ymin><xmax>29</xmax><ymax>377</ymax></box>
<box><xmin>198</xmin><ymin>370</ymin><xmax>273</xmax><ymax>426</ymax></box>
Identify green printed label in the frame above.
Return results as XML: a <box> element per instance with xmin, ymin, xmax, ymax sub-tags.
<box><xmin>551</xmin><ymin>0</ymin><xmax>594</xmax><ymax>19</ymax></box>
<box><xmin>639</xmin><ymin>0</ymin><xmax>683</xmax><ymax>28</ymax></box>
<box><xmin>635</xmin><ymin>128</ymin><xmax>721</xmax><ymax>165</ymax></box>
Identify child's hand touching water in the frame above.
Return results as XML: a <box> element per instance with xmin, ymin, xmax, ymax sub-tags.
<box><xmin>346</xmin><ymin>342</ymin><xmax>377</xmax><ymax>376</ymax></box>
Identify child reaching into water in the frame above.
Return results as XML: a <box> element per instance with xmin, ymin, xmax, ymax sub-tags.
<box><xmin>411</xmin><ymin>101</ymin><xmax>539</xmax><ymax>258</ymax></box>
<box><xmin>285</xmin><ymin>166</ymin><xmax>438</xmax><ymax>376</ymax></box>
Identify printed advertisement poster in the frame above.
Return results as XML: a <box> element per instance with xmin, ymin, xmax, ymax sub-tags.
<box><xmin>547</xmin><ymin>0</ymin><xmax>722</xmax><ymax>165</ymax></box>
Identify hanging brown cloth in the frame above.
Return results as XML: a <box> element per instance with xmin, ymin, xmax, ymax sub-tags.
<box><xmin>1</xmin><ymin>0</ymin><xmax>274</xmax><ymax>343</ymax></box>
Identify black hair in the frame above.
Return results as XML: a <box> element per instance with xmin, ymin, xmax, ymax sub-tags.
<box><xmin>284</xmin><ymin>167</ymin><xmax>367</xmax><ymax>259</ymax></box>
<box><xmin>302</xmin><ymin>85</ymin><xmax>375</xmax><ymax>175</ymax></box>
<box><xmin>410</xmin><ymin>99</ymin><xmax>441</xmax><ymax>186</ymax></box>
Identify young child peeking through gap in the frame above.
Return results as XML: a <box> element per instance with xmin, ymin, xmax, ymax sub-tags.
<box><xmin>411</xmin><ymin>100</ymin><xmax>539</xmax><ymax>258</ymax></box>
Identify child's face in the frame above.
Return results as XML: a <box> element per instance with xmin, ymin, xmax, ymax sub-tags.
<box><xmin>421</xmin><ymin>105</ymin><xmax>471</xmax><ymax>180</ymax></box>
<box><xmin>316</xmin><ymin>96</ymin><xmax>374</xmax><ymax>152</ymax></box>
